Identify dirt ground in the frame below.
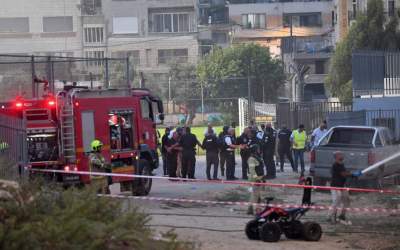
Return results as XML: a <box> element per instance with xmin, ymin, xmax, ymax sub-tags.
<box><xmin>117</xmin><ymin>156</ymin><xmax>400</xmax><ymax>250</ymax></box>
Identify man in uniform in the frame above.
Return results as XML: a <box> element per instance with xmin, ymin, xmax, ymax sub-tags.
<box><xmin>291</xmin><ymin>124</ymin><xmax>307</xmax><ymax>176</ymax></box>
<box><xmin>238</xmin><ymin>127</ymin><xmax>251</xmax><ymax>180</ymax></box>
<box><xmin>262</xmin><ymin>123</ymin><xmax>277</xmax><ymax>179</ymax></box>
<box><xmin>277</xmin><ymin>124</ymin><xmax>295</xmax><ymax>172</ymax></box>
<box><xmin>224</xmin><ymin>127</ymin><xmax>243</xmax><ymax>180</ymax></box>
<box><xmin>218</xmin><ymin>126</ymin><xmax>229</xmax><ymax>177</ymax></box>
<box><xmin>202</xmin><ymin>127</ymin><xmax>220</xmax><ymax>180</ymax></box>
<box><xmin>180</xmin><ymin>127</ymin><xmax>201</xmax><ymax>179</ymax></box>
<box><xmin>161</xmin><ymin>127</ymin><xmax>171</xmax><ymax>176</ymax></box>
<box><xmin>247</xmin><ymin>144</ymin><xmax>265</xmax><ymax>215</ymax></box>
<box><xmin>89</xmin><ymin>139</ymin><xmax>110</xmax><ymax>193</ymax></box>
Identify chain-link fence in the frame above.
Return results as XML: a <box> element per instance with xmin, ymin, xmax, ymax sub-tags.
<box><xmin>0</xmin><ymin>110</ymin><xmax>26</xmax><ymax>181</ymax></box>
<box><xmin>0</xmin><ymin>54</ymin><xmax>133</xmax><ymax>101</ymax></box>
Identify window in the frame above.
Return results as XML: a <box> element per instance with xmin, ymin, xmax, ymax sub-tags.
<box><xmin>85</xmin><ymin>50</ymin><xmax>105</xmax><ymax>67</ymax></box>
<box><xmin>109</xmin><ymin>112</ymin><xmax>134</xmax><ymax>151</ymax></box>
<box><xmin>140</xmin><ymin>99</ymin><xmax>151</xmax><ymax>119</ymax></box>
<box><xmin>315</xmin><ymin>61</ymin><xmax>325</xmax><ymax>74</ymax></box>
<box><xmin>113</xmin><ymin>17</ymin><xmax>138</xmax><ymax>34</ymax></box>
<box><xmin>152</xmin><ymin>13</ymin><xmax>192</xmax><ymax>32</ymax></box>
<box><xmin>111</xmin><ymin>50</ymin><xmax>140</xmax><ymax>65</ymax></box>
<box><xmin>283</xmin><ymin>13</ymin><xmax>321</xmax><ymax>27</ymax></box>
<box><xmin>328</xmin><ymin>128</ymin><xmax>375</xmax><ymax>146</ymax></box>
<box><xmin>146</xmin><ymin>49</ymin><xmax>151</xmax><ymax>67</ymax></box>
<box><xmin>212</xmin><ymin>32</ymin><xmax>228</xmax><ymax>44</ymax></box>
<box><xmin>43</xmin><ymin>16</ymin><xmax>73</xmax><ymax>32</ymax></box>
<box><xmin>84</xmin><ymin>27</ymin><xmax>104</xmax><ymax>44</ymax></box>
<box><xmin>388</xmin><ymin>0</ymin><xmax>395</xmax><ymax>17</ymax></box>
<box><xmin>241</xmin><ymin>14</ymin><xmax>265</xmax><ymax>29</ymax></box>
<box><xmin>352</xmin><ymin>0</ymin><xmax>357</xmax><ymax>19</ymax></box>
<box><xmin>0</xmin><ymin>17</ymin><xmax>29</xmax><ymax>33</ymax></box>
<box><xmin>158</xmin><ymin>49</ymin><xmax>188</xmax><ymax>64</ymax></box>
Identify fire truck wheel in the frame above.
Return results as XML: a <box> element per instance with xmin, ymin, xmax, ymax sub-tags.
<box><xmin>132</xmin><ymin>159</ymin><xmax>152</xmax><ymax>196</ymax></box>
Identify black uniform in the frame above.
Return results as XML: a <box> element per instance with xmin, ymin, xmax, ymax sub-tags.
<box><xmin>218</xmin><ymin>131</ymin><xmax>227</xmax><ymax>176</ymax></box>
<box><xmin>262</xmin><ymin>127</ymin><xmax>277</xmax><ymax>179</ymax></box>
<box><xmin>237</xmin><ymin>132</ymin><xmax>250</xmax><ymax>179</ymax></box>
<box><xmin>166</xmin><ymin>137</ymin><xmax>178</xmax><ymax>178</ymax></box>
<box><xmin>180</xmin><ymin>133</ymin><xmax>199</xmax><ymax>179</ymax></box>
<box><xmin>277</xmin><ymin>128</ymin><xmax>295</xmax><ymax>172</ymax></box>
<box><xmin>161</xmin><ymin>133</ymin><xmax>169</xmax><ymax>176</ymax></box>
<box><xmin>202</xmin><ymin>133</ymin><xmax>219</xmax><ymax>180</ymax></box>
<box><xmin>224</xmin><ymin>134</ymin><xmax>236</xmax><ymax>180</ymax></box>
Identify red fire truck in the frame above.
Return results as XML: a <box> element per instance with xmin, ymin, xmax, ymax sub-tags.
<box><xmin>11</xmin><ymin>85</ymin><xmax>164</xmax><ymax>195</ymax></box>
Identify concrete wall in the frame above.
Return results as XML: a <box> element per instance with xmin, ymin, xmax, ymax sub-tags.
<box><xmin>0</xmin><ymin>0</ymin><xmax>82</xmax><ymax>56</ymax></box>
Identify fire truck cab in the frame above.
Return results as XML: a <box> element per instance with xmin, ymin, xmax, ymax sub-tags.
<box><xmin>19</xmin><ymin>86</ymin><xmax>164</xmax><ymax>196</ymax></box>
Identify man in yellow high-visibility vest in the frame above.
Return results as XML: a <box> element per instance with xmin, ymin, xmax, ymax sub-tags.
<box><xmin>290</xmin><ymin>124</ymin><xmax>307</xmax><ymax>176</ymax></box>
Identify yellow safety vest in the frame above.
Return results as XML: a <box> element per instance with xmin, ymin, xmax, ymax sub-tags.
<box><xmin>293</xmin><ymin>130</ymin><xmax>306</xmax><ymax>149</ymax></box>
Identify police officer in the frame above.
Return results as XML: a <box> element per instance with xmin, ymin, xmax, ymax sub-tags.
<box><xmin>218</xmin><ymin>125</ymin><xmax>229</xmax><ymax>177</ymax></box>
<box><xmin>261</xmin><ymin>123</ymin><xmax>277</xmax><ymax>179</ymax></box>
<box><xmin>224</xmin><ymin>127</ymin><xmax>243</xmax><ymax>180</ymax></box>
<box><xmin>247</xmin><ymin>144</ymin><xmax>265</xmax><ymax>214</ymax></box>
<box><xmin>165</xmin><ymin>131</ymin><xmax>182</xmax><ymax>178</ymax></box>
<box><xmin>161</xmin><ymin>127</ymin><xmax>171</xmax><ymax>176</ymax></box>
<box><xmin>238</xmin><ymin>127</ymin><xmax>251</xmax><ymax>180</ymax></box>
<box><xmin>89</xmin><ymin>139</ymin><xmax>110</xmax><ymax>193</ymax></box>
<box><xmin>277</xmin><ymin>124</ymin><xmax>295</xmax><ymax>172</ymax></box>
<box><xmin>291</xmin><ymin>124</ymin><xmax>307</xmax><ymax>176</ymax></box>
<box><xmin>202</xmin><ymin>127</ymin><xmax>220</xmax><ymax>180</ymax></box>
<box><xmin>180</xmin><ymin>127</ymin><xmax>201</xmax><ymax>179</ymax></box>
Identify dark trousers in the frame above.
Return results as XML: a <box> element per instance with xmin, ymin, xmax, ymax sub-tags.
<box><xmin>219</xmin><ymin>151</ymin><xmax>226</xmax><ymax>175</ymax></box>
<box><xmin>263</xmin><ymin>149</ymin><xmax>276</xmax><ymax>178</ymax></box>
<box><xmin>240</xmin><ymin>152</ymin><xmax>249</xmax><ymax>179</ymax></box>
<box><xmin>168</xmin><ymin>155</ymin><xmax>177</xmax><ymax>178</ymax></box>
<box><xmin>293</xmin><ymin>149</ymin><xmax>305</xmax><ymax>174</ymax></box>
<box><xmin>162</xmin><ymin>153</ymin><xmax>168</xmax><ymax>176</ymax></box>
<box><xmin>206</xmin><ymin>151</ymin><xmax>219</xmax><ymax>179</ymax></box>
<box><xmin>278</xmin><ymin>147</ymin><xmax>294</xmax><ymax>171</ymax></box>
<box><xmin>225</xmin><ymin>151</ymin><xmax>236</xmax><ymax>180</ymax></box>
<box><xmin>182</xmin><ymin>152</ymin><xmax>196</xmax><ymax>179</ymax></box>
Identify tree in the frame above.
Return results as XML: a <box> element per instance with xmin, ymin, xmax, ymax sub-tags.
<box><xmin>326</xmin><ymin>0</ymin><xmax>400</xmax><ymax>101</ymax></box>
<box><xmin>197</xmin><ymin>43</ymin><xmax>286</xmax><ymax>121</ymax></box>
<box><xmin>168</xmin><ymin>61</ymin><xmax>199</xmax><ymax>125</ymax></box>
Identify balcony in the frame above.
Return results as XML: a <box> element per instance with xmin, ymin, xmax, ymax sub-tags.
<box><xmin>304</xmin><ymin>74</ymin><xmax>327</xmax><ymax>84</ymax></box>
<box><xmin>81</xmin><ymin>0</ymin><xmax>102</xmax><ymax>16</ymax></box>
<box><xmin>282</xmin><ymin>37</ymin><xmax>333</xmax><ymax>59</ymax></box>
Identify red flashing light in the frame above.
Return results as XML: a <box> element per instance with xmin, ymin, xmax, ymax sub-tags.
<box><xmin>64</xmin><ymin>166</ymin><xmax>70</xmax><ymax>172</ymax></box>
<box><xmin>15</xmin><ymin>102</ymin><xmax>23</xmax><ymax>108</ymax></box>
<box><xmin>75</xmin><ymin>102</ymin><xmax>79</xmax><ymax>107</ymax></box>
<box><xmin>48</xmin><ymin>100</ymin><xmax>55</xmax><ymax>106</ymax></box>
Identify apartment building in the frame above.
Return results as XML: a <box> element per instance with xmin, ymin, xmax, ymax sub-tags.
<box><xmin>0</xmin><ymin>0</ymin><xmax>83</xmax><ymax>56</ymax></box>
<box><xmin>102</xmin><ymin>0</ymin><xmax>199</xmax><ymax>84</ymax></box>
<box><xmin>333</xmin><ymin>0</ymin><xmax>399</xmax><ymax>43</ymax></box>
<box><xmin>227</xmin><ymin>0</ymin><xmax>334</xmax><ymax>101</ymax></box>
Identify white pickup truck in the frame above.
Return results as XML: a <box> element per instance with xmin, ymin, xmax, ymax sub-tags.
<box><xmin>310</xmin><ymin>126</ymin><xmax>400</xmax><ymax>187</ymax></box>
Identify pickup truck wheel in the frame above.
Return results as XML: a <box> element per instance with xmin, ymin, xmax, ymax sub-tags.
<box><xmin>132</xmin><ymin>159</ymin><xmax>152</xmax><ymax>196</ymax></box>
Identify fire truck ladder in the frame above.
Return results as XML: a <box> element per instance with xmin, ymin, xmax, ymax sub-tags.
<box><xmin>58</xmin><ymin>96</ymin><xmax>76</xmax><ymax>164</ymax></box>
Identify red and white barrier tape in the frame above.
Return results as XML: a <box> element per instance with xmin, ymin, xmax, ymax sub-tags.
<box><xmin>100</xmin><ymin>194</ymin><xmax>400</xmax><ymax>214</ymax></box>
<box><xmin>30</xmin><ymin>168</ymin><xmax>400</xmax><ymax>195</ymax></box>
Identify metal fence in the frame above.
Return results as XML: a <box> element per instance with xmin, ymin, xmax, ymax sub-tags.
<box><xmin>366</xmin><ymin>109</ymin><xmax>400</xmax><ymax>140</ymax></box>
<box><xmin>0</xmin><ymin>110</ymin><xmax>26</xmax><ymax>180</ymax></box>
<box><xmin>276</xmin><ymin>102</ymin><xmax>353</xmax><ymax>131</ymax></box>
<box><xmin>0</xmin><ymin>54</ymin><xmax>133</xmax><ymax>101</ymax></box>
<box><xmin>352</xmin><ymin>50</ymin><xmax>400</xmax><ymax>97</ymax></box>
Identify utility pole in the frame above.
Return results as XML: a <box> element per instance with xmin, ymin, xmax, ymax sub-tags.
<box><xmin>247</xmin><ymin>67</ymin><xmax>252</xmax><ymax>123</ymax></box>
<box><xmin>201</xmin><ymin>81</ymin><xmax>205</xmax><ymax>122</ymax></box>
<box><xmin>168</xmin><ymin>76</ymin><xmax>171</xmax><ymax>114</ymax></box>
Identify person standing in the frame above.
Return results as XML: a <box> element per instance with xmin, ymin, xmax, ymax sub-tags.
<box><xmin>218</xmin><ymin>126</ymin><xmax>229</xmax><ymax>177</ymax></box>
<box><xmin>180</xmin><ymin>127</ymin><xmax>201</xmax><ymax>179</ymax></box>
<box><xmin>291</xmin><ymin>124</ymin><xmax>307</xmax><ymax>176</ymax></box>
<box><xmin>202</xmin><ymin>127</ymin><xmax>220</xmax><ymax>180</ymax></box>
<box><xmin>277</xmin><ymin>125</ymin><xmax>295</xmax><ymax>172</ymax></box>
<box><xmin>89</xmin><ymin>139</ymin><xmax>110</xmax><ymax>193</ymax></box>
<box><xmin>329</xmin><ymin>151</ymin><xmax>362</xmax><ymax>225</ymax></box>
<box><xmin>262</xmin><ymin>123</ymin><xmax>277</xmax><ymax>179</ymax></box>
<box><xmin>165</xmin><ymin>131</ymin><xmax>182</xmax><ymax>178</ymax></box>
<box><xmin>224</xmin><ymin>127</ymin><xmax>243</xmax><ymax>180</ymax></box>
<box><xmin>247</xmin><ymin>144</ymin><xmax>265</xmax><ymax>215</ymax></box>
<box><xmin>311</xmin><ymin>121</ymin><xmax>328</xmax><ymax>148</ymax></box>
<box><xmin>238</xmin><ymin>127</ymin><xmax>251</xmax><ymax>180</ymax></box>
<box><xmin>161</xmin><ymin>127</ymin><xmax>171</xmax><ymax>176</ymax></box>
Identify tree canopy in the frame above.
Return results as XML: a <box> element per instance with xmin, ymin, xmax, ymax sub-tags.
<box><xmin>326</xmin><ymin>0</ymin><xmax>400</xmax><ymax>101</ymax></box>
<box><xmin>197</xmin><ymin>43</ymin><xmax>286</xmax><ymax>103</ymax></box>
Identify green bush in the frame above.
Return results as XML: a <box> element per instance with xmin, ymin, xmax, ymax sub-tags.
<box><xmin>0</xmin><ymin>181</ymin><xmax>193</xmax><ymax>250</ymax></box>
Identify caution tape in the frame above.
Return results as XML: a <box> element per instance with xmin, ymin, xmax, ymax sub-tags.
<box><xmin>100</xmin><ymin>194</ymin><xmax>400</xmax><ymax>214</ymax></box>
<box><xmin>30</xmin><ymin>168</ymin><xmax>400</xmax><ymax>195</ymax></box>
